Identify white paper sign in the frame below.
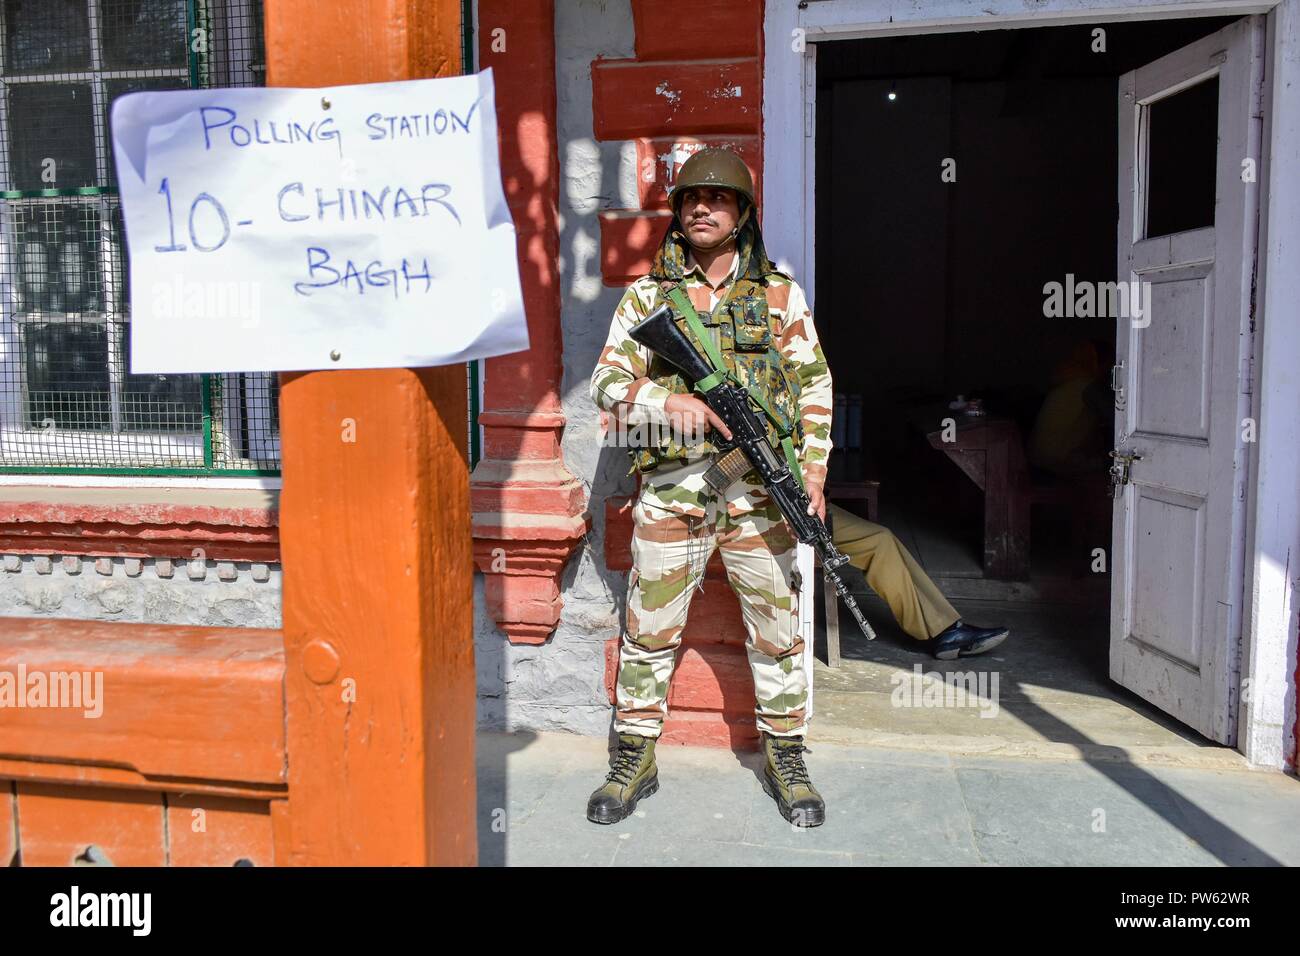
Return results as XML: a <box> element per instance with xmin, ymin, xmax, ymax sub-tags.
<box><xmin>111</xmin><ymin>69</ymin><xmax>528</xmax><ymax>373</ymax></box>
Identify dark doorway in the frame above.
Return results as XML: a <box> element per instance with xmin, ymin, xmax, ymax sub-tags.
<box><xmin>811</xmin><ymin>16</ymin><xmax>1237</xmax><ymax>752</ymax></box>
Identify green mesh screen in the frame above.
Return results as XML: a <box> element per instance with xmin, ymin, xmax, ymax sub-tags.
<box><xmin>0</xmin><ymin>0</ymin><xmax>277</xmax><ymax>475</ymax></box>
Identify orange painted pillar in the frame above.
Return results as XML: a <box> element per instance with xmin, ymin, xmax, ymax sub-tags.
<box><xmin>266</xmin><ymin>0</ymin><xmax>476</xmax><ymax>866</ymax></box>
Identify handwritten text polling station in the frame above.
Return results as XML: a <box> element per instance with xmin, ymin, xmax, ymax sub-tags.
<box><xmin>111</xmin><ymin>70</ymin><xmax>528</xmax><ymax>374</ymax></box>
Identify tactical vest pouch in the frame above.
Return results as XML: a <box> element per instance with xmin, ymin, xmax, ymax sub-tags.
<box><xmin>731</xmin><ymin>296</ymin><xmax>770</xmax><ymax>352</ymax></box>
<box><xmin>665</xmin><ymin>284</ymin><xmax>806</xmax><ymax>492</ymax></box>
<box><xmin>733</xmin><ymin>324</ymin><xmax>770</xmax><ymax>351</ymax></box>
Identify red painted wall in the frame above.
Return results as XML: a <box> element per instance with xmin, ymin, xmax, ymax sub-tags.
<box><xmin>592</xmin><ymin>0</ymin><xmax>764</xmax><ymax>288</ymax></box>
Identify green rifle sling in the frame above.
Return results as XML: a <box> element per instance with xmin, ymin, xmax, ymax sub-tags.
<box><xmin>664</xmin><ymin>284</ymin><xmax>806</xmax><ymax>492</ymax></box>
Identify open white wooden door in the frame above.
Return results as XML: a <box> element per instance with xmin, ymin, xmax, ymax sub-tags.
<box><xmin>1111</xmin><ymin>17</ymin><xmax>1264</xmax><ymax>744</ymax></box>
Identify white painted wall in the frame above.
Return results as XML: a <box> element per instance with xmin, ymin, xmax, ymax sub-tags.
<box><xmin>1241</xmin><ymin>2</ymin><xmax>1300</xmax><ymax>770</ymax></box>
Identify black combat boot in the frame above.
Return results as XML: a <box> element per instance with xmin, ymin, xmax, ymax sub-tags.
<box><xmin>586</xmin><ymin>733</ymin><xmax>659</xmax><ymax>825</ymax></box>
<box><xmin>760</xmin><ymin>732</ymin><xmax>825</xmax><ymax>827</ymax></box>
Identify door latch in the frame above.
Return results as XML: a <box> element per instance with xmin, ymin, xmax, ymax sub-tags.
<box><xmin>1108</xmin><ymin>448</ymin><xmax>1143</xmax><ymax>498</ymax></box>
<box><xmin>1110</xmin><ymin>359</ymin><xmax>1126</xmax><ymax>411</ymax></box>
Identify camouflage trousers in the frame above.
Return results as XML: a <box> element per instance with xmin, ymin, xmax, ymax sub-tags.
<box><xmin>615</xmin><ymin>455</ymin><xmax>808</xmax><ymax>739</ymax></box>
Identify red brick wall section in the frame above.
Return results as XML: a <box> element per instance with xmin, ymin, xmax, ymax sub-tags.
<box><xmin>595</xmin><ymin>1</ymin><xmax>767</xmax><ymax>747</ymax></box>
<box><xmin>592</xmin><ymin>0</ymin><xmax>763</xmax><ymax>287</ymax></box>
<box><xmin>471</xmin><ymin>0</ymin><xmax>592</xmax><ymax>645</ymax></box>
<box><xmin>479</xmin><ymin>0</ymin><xmax>563</xmax><ymax>418</ymax></box>
<box><xmin>0</xmin><ymin>501</ymin><xmax>278</xmax><ymax>562</ymax></box>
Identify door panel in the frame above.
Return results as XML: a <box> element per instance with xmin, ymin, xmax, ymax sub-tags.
<box><xmin>1111</xmin><ymin>16</ymin><xmax>1264</xmax><ymax>744</ymax></box>
<box><xmin>1130</xmin><ymin>489</ymin><xmax>1204</xmax><ymax>660</ymax></box>
<box><xmin>1132</xmin><ymin>263</ymin><xmax>1213</xmax><ymax>439</ymax></box>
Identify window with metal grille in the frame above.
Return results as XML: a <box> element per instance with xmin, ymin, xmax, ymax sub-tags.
<box><xmin>0</xmin><ymin>0</ymin><xmax>277</xmax><ymax>476</ymax></box>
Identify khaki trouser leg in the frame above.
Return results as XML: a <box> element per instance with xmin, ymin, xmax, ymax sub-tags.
<box><xmin>829</xmin><ymin>503</ymin><xmax>960</xmax><ymax>641</ymax></box>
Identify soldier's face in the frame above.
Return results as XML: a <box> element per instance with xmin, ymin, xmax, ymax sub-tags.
<box><xmin>677</xmin><ymin>187</ymin><xmax>739</xmax><ymax>250</ymax></box>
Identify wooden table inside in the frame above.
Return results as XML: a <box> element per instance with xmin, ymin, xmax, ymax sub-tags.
<box><xmin>907</xmin><ymin>402</ymin><xmax>1031</xmax><ymax>581</ymax></box>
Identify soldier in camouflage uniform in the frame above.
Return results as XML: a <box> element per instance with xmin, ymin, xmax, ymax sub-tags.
<box><xmin>587</xmin><ymin>148</ymin><xmax>834</xmax><ymax>827</ymax></box>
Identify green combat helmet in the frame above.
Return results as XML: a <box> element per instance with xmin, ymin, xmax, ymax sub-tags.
<box><xmin>761</xmin><ymin>732</ymin><xmax>826</xmax><ymax>827</ymax></box>
<box><xmin>586</xmin><ymin>733</ymin><xmax>659</xmax><ymax>825</ymax></box>
<box><xmin>667</xmin><ymin>147</ymin><xmax>756</xmax><ymax>214</ymax></box>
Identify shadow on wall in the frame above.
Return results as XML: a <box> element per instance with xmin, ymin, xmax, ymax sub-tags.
<box><xmin>556</xmin><ymin>126</ymin><xmax>644</xmax><ymax>615</ymax></box>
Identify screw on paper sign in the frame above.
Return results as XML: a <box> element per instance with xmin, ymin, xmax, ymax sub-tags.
<box><xmin>111</xmin><ymin>71</ymin><xmax>529</xmax><ymax>374</ymax></box>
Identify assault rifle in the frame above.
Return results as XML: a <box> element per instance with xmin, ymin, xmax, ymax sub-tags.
<box><xmin>628</xmin><ymin>303</ymin><xmax>875</xmax><ymax>641</ymax></box>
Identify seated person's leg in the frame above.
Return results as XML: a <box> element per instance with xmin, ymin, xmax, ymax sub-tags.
<box><xmin>829</xmin><ymin>502</ymin><xmax>958</xmax><ymax>640</ymax></box>
<box><xmin>828</xmin><ymin>503</ymin><xmax>1009</xmax><ymax>658</ymax></box>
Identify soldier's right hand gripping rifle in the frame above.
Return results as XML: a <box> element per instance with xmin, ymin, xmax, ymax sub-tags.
<box><xmin>629</xmin><ymin>303</ymin><xmax>876</xmax><ymax>641</ymax></box>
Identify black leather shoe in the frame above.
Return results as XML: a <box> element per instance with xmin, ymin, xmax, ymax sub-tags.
<box><xmin>931</xmin><ymin>620</ymin><xmax>1009</xmax><ymax>659</ymax></box>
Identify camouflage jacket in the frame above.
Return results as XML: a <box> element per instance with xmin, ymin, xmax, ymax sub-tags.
<box><xmin>590</xmin><ymin>255</ymin><xmax>834</xmax><ymax>486</ymax></box>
